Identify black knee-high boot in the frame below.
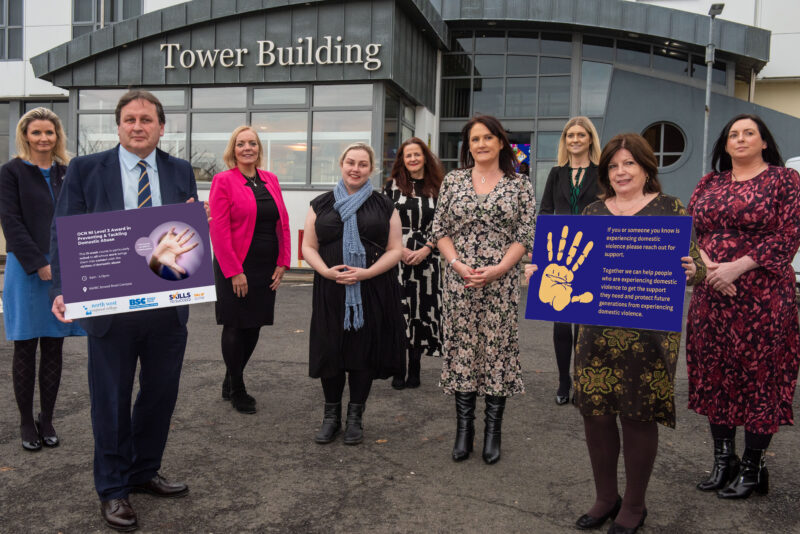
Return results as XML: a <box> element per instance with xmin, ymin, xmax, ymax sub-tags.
<box><xmin>482</xmin><ymin>395</ymin><xmax>506</xmax><ymax>464</ymax></box>
<box><xmin>452</xmin><ymin>392</ymin><xmax>476</xmax><ymax>461</ymax></box>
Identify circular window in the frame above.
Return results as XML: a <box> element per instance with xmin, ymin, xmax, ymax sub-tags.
<box><xmin>642</xmin><ymin>122</ymin><xmax>685</xmax><ymax>168</ymax></box>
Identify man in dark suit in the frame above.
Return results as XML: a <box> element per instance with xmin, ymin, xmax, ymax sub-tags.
<box><xmin>50</xmin><ymin>90</ymin><xmax>197</xmax><ymax>532</ymax></box>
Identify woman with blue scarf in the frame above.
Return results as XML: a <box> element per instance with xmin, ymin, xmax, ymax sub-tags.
<box><xmin>302</xmin><ymin>142</ymin><xmax>405</xmax><ymax>445</ymax></box>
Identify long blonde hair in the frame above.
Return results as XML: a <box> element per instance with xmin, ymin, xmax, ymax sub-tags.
<box><xmin>15</xmin><ymin>107</ymin><xmax>70</xmax><ymax>165</ymax></box>
<box><xmin>222</xmin><ymin>125</ymin><xmax>264</xmax><ymax>170</ymax></box>
<box><xmin>556</xmin><ymin>116</ymin><xmax>601</xmax><ymax>167</ymax></box>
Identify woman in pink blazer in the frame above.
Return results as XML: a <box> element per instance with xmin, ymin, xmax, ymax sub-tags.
<box><xmin>209</xmin><ymin>125</ymin><xmax>291</xmax><ymax>414</ymax></box>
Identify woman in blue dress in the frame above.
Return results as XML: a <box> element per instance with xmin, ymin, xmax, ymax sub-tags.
<box><xmin>0</xmin><ymin>107</ymin><xmax>85</xmax><ymax>451</ymax></box>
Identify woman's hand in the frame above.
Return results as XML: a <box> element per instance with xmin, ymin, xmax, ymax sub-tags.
<box><xmin>37</xmin><ymin>264</ymin><xmax>52</xmax><ymax>281</ymax></box>
<box><xmin>466</xmin><ymin>264</ymin><xmax>506</xmax><ymax>288</ymax></box>
<box><xmin>681</xmin><ymin>256</ymin><xmax>696</xmax><ymax>282</ymax></box>
<box><xmin>524</xmin><ymin>263</ymin><xmax>538</xmax><ymax>283</ymax></box>
<box><xmin>699</xmin><ymin>248</ymin><xmax>736</xmax><ymax>296</ymax></box>
<box><xmin>335</xmin><ymin>266</ymin><xmax>368</xmax><ymax>285</ymax></box>
<box><xmin>231</xmin><ymin>273</ymin><xmax>248</xmax><ymax>298</ymax></box>
<box><xmin>270</xmin><ymin>266</ymin><xmax>286</xmax><ymax>291</ymax></box>
<box><xmin>405</xmin><ymin>246</ymin><xmax>431</xmax><ymax>265</ymax></box>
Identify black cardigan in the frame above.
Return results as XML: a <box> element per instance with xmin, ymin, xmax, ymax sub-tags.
<box><xmin>539</xmin><ymin>163</ymin><xmax>600</xmax><ymax>215</ymax></box>
<box><xmin>0</xmin><ymin>157</ymin><xmax>66</xmax><ymax>274</ymax></box>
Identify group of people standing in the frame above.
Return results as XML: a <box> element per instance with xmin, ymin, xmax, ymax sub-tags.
<box><xmin>1</xmin><ymin>87</ymin><xmax>799</xmax><ymax>533</ymax></box>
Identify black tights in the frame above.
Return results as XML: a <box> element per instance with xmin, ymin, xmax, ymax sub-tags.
<box><xmin>321</xmin><ymin>370</ymin><xmax>373</xmax><ymax>404</ymax></box>
<box><xmin>12</xmin><ymin>337</ymin><xmax>64</xmax><ymax>440</ymax></box>
<box><xmin>221</xmin><ymin>326</ymin><xmax>261</xmax><ymax>393</ymax></box>
<box><xmin>583</xmin><ymin>415</ymin><xmax>657</xmax><ymax>529</ymax></box>
<box><xmin>553</xmin><ymin>322</ymin><xmax>578</xmax><ymax>394</ymax></box>
<box><xmin>710</xmin><ymin>422</ymin><xmax>773</xmax><ymax>450</ymax></box>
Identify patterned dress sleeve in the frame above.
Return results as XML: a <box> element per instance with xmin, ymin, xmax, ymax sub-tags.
<box><xmin>430</xmin><ymin>171</ymin><xmax>455</xmax><ymax>244</ymax></box>
<box><xmin>513</xmin><ymin>175</ymin><xmax>536</xmax><ymax>253</ymax></box>
<box><xmin>748</xmin><ymin>167</ymin><xmax>800</xmax><ymax>274</ymax></box>
<box><xmin>687</xmin><ymin>171</ymin><xmax>717</xmax><ymax>215</ymax></box>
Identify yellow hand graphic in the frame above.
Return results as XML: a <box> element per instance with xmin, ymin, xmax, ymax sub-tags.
<box><xmin>538</xmin><ymin>225</ymin><xmax>594</xmax><ymax>311</ymax></box>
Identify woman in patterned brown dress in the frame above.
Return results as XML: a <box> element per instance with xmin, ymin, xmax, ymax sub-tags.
<box><xmin>383</xmin><ymin>137</ymin><xmax>444</xmax><ymax>389</ymax></box>
<box><xmin>687</xmin><ymin>114</ymin><xmax>800</xmax><ymax>500</ymax></box>
<box><xmin>431</xmin><ymin>115</ymin><xmax>535</xmax><ymax>465</ymax></box>
<box><xmin>567</xmin><ymin>134</ymin><xmax>704</xmax><ymax>533</ymax></box>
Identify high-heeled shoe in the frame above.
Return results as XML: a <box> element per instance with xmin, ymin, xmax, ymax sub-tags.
<box><xmin>21</xmin><ymin>423</ymin><xmax>41</xmax><ymax>452</ymax></box>
<box><xmin>555</xmin><ymin>383</ymin><xmax>571</xmax><ymax>406</ymax></box>
<box><xmin>697</xmin><ymin>437</ymin><xmax>739</xmax><ymax>491</ymax></box>
<box><xmin>717</xmin><ymin>447</ymin><xmax>769</xmax><ymax>499</ymax></box>
<box><xmin>607</xmin><ymin>508</ymin><xmax>646</xmax><ymax>534</ymax></box>
<box><xmin>575</xmin><ymin>495</ymin><xmax>622</xmax><ymax>530</ymax></box>
<box><xmin>36</xmin><ymin>413</ymin><xmax>59</xmax><ymax>448</ymax></box>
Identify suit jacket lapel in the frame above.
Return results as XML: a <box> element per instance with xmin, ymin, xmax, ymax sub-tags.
<box><xmin>156</xmin><ymin>149</ymin><xmax>177</xmax><ymax>204</ymax></box>
<box><xmin>558</xmin><ymin>166</ymin><xmax>571</xmax><ymax>203</ymax></box>
<box><xmin>104</xmin><ymin>146</ymin><xmax>125</xmax><ymax>210</ymax></box>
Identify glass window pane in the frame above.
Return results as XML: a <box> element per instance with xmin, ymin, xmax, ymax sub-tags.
<box><xmin>0</xmin><ymin>30</ymin><xmax>4</xmax><ymax>58</ymax></box>
<box><xmin>159</xmin><ymin>113</ymin><xmax>187</xmax><ymax>160</ymax></box>
<box><xmin>8</xmin><ymin>28</ymin><xmax>22</xmax><ymax>59</ymax></box>
<box><xmin>251</xmin><ymin>111</ymin><xmax>308</xmax><ymax>185</ymax></box>
<box><xmin>149</xmin><ymin>90</ymin><xmax>185</xmax><ymax>108</ymax></box>
<box><xmin>536</xmin><ymin>133</ymin><xmax>560</xmax><ymax>161</ymax></box>
<box><xmin>123</xmin><ymin>0</ymin><xmax>142</xmax><ymax>19</ymax></box>
<box><xmin>581</xmin><ymin>61</ymin><xmax>613</xmax><ymax>116</ymax></box>
<box><xmin>505</xmin><ymin>77</ymin><xmax>536</xmax><ymax>117</ymax></box>
<box><xmin>712</xmin><ymin>60</ymin><xmax>727</xmax><ymax>85</ymax></box>
<box><xmin>190</xmin><ymin>113</ymin><xmax>246</xmax><ymax>182</ymax></box>
<box><xmin>0</xmin><ymin>102</ymin><xmax>10</xmax><ymax>132</ymax></box>
<box><xmin>582</xmin><ymin>36</ymin><xmax>613</xmax><ymax>61</ymax></box>
<box><xmin>472</xmin><ymin>78</ymin><xmax>504</xmax><ymax>117</ymax></box>
<box><xmin>73</xmin><ymin>25</ymin><xmax>93</xmax><ymax>38</ymax></box>
<box><xmin>541</xmin><ymin>33</ymin><xmax>571</xmax><ymax>55</ymax></box>
<box><xmin>440</xmin><ymin>79</ymin><xmax>471</xmax><ymax>118</ymax></box>
<box><xmin>384</xmin><ymin>116</ymin><xmax>398</xmax><ymax>161</ymax></box>
<box><xmin>662</xmin><ymin>124</ymin><xmax>685</xmax><ymax>153</ymax></box>
<box><xmin>540</xmin><ymin>57</ymin><xmax>571</xmax><ymax>75</ymax></box>
<box><xmin>79</xmin><ymin>89</ymin><xmax>126</xmax><ymax>110</ymax></box>
<box><xmin>401</xmin><ymin>125</ymin><xmax>414</xmax><ymax>143</ymax></box>
<box><xmin>439</xmin><ymin>132</ymin><xmax>462</xmax><ymax>161</ymax></box>
<box><xmin>442</xmin><ymin>54</ymin><xmax>472</xmax><ymax>77</ymax></box>
<box><xmin>642</xmin><ymin>124</ymin><xmax>661</xmax><ymax>152</ymax></box>
<box><xmin>535</xmin><ymin>161</ymin><xmax>555</xmax><ymax>200</ymax></box>
<box><xmin>653</xmin><ymin>47</ymin><xmax>689</xmax><ymax>76</ymax></box>
<box><xmin>0</xmin><ymin>1</ymin><xmax>4</xmax><ymax>25</ymax></box>
<box><xmin>74</xmin><ymin>0</ymin><xmax>93</xmax><ymax>22</ymax></box>
<box><xmin>506</xmin><ymin>55</ymin><xmax>537</xmax><ymax>76</ymax></box>
<box><xmin>253</xmin><ymin>87</ymin><xmax>306</xmax><ymax>106</ymax></box>
<box><xmin>538</xmin><ymin>76</ymin><xmax>570</xmax><ymax>117</ymax></box>
<box><xmin>311</xmin><ymin>110</ymin><xmax>372</xmax><ymax>185</ymax></box>
<box><xmin>474</xmin><ymin>55</ymin><xmax>504</xmax><ymax>76</ymax></box>
<box><xmin>403</xmin><ymin>105</ymin><xmax>415</xmax><ymax>125</ymax></box>
<box><xmin>450</xmin><ymin>30</ymin><xmax>472</xmax><ymax>53</ymax></box>
<box><xmin>475</xmin><ymin>30</ymin><xmax>505</xmax><ymax>53</ymax></box>
<box><xmin>508</xmin><ymin>31</ymin><xmax>538</xmax><ymax>54</ymax></box>
<box><xmin>9</xmin><ymin>0</ymin><xmax>23</xmax><ymax>25</ymax></box>
<box><xmin>662</xmin><ymin>154</ymin><xmax>680</xmax><ymax>166</ymax></box>
<box><xmin>617</xmin><ymin>40</ymin><xmax>650</xmax><ymax>67</ymax></box>
<box><xmin>78</xmin><ymin>114</ymin><xmax>118</xmax><ymax>156</ymax></box>
<box><xmin>314</xmin><ymin>84</ymin><xmax>372</xmax><ymax>107</ymax></box>
<box><xmin>193</xmin><ymin>87</ymin><xmax>246</xmax><ymax>109</ymax></box>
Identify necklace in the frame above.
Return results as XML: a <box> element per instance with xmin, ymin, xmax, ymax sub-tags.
<box><xmin>731</xmin><ymin>165</ymin><xmax>767</xmax><ymax>182</ymax></box>
<box><xmin>244</xmin><ymin>173</ymin><xmax>258</xmax><ymax>187</ymax></box>
<box><xmin>478</xmin><ymin>169</ymin><xmax>500</xmax><ymax>184</ymax></box>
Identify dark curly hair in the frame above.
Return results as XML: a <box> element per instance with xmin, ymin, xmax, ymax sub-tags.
<box><xmin>387</xmin><ymin>137</ymin><xmax>444</xmax><ymax>198</ymax></box>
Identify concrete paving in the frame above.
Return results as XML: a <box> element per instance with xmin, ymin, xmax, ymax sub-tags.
<box><xmin>1</xmin><ymin>278</ymin><xmax>799</xmax><ymax>533</ymax></box>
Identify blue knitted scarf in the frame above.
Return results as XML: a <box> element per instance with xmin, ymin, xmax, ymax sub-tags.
<box><xmin>333</xmin><ymin>179</ymin><xmax>372</xmax><ymax>330</ymax></box>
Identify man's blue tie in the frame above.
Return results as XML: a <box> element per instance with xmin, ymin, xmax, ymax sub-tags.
<box><xmin>137</xmin><ymin>160</ymin><xmax>152</xmax><ymax>208</ymax></box>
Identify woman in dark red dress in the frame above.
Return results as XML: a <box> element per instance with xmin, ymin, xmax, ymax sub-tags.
<box><xmin>687</xmin><ymin>114</ymin><xmax>800</xmax><ymax>499</ymax></box>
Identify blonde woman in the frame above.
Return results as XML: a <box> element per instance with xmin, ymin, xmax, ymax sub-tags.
<box><xmin>0</xmin><ymin>108</ymin><xmax>85</xmax><ymax>451</ymax></box>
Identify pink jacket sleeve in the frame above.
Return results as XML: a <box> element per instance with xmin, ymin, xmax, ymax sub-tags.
<box><xmin>209</xmin><ymin>171</ymin><xmax>244</xmax><ymax>278</ymax></box>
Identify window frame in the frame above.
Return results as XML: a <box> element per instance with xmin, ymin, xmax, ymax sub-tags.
<box><xmin>1</xmin><ymin>0</ymin><xmax>24</xmax><ymax>61</ymax></box>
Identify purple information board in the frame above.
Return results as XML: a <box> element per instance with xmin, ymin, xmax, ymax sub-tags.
<box><xmin>525</xmin><ymin>214</ymin><xmax>693</xmax><ymax>332</ymax></box>
<box><xmin>55</xmin><ymin>202</ymin><xmax>215</xmax><ymax>319</ymax></box>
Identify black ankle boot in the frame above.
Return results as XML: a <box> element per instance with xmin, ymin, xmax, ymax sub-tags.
<box><xmin>229</xmin><ymin>374</ymin><xmax>256</xmax><ymax>414</ymax></box>
<box><xmin>343</xmin><ymin>403</ymin><xmax>365</xmax><ymax>445</ymax></box>
<box><xmin>221</xmin><ymin>371</ymin><xmax>232</xmax><ymax>400</ymax></box>
<box><xmin>405</xmin><ymin>349</ymin><xmax>421</xmax><ymax>389</ymax></box>
<box><xmin>314</xmin><ymin>402</ymin><xmax>342</xmax><ymax>444</ymax></box>
<box><xmin>697</xmin><ymin>438</ymin><xmax>739</xmax><ymax>491</ymax></box>
<box><xmin>452</xmin><ymin>392</ymin><xmax>476</xmax><ymax>461</ymax></box>
<box><xmin>482</xmin><ymin>395</ymin><xmax>506</xmax><ymax>464</ymax></box>
<box><xmin>718</xmin><ymin>447</ymin><xmax>769</xmax><ymax>499</ymax></box>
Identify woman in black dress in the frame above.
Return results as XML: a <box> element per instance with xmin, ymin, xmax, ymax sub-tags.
<box><xmin>383</xmin><ymin>137</ymin><xmax>444</xmax><ymax>389</ymax></box>
<box><xmin>302</xmin><ymin>142</ymin><xmax>405</xmax><ymax>445</ymax></box>
<box><xmin>209</xmin><ymin>126</ymin><xmax>291</xmax><ymax>414</ymax></box>
<box><xmin>539</xmin><ymin>116</ymin><xmax>601</xmax><ymax>405</ymax></box>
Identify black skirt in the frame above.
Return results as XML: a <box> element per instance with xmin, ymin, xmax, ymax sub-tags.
<box><xmin>214</xmin><ymin>183</ymin><xmax>279</xmax><ymax>328</ymax></box>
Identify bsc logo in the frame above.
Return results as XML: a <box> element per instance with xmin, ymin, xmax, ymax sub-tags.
<box><xmin>130</xmin><ymin>298</ymin><xmax>147</xmax><ymax>306</ymax></box>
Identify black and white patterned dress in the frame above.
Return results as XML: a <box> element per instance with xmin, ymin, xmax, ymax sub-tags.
<box><xmin>383</xmin><ymin>179</ymin><xmax>442</xmax><ymax>356</ymax></box>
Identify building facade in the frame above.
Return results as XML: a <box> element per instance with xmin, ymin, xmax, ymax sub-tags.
<box><xmin>3</xmin><ymin>0</ymin><xmax>800</xmax><ymax>264</ymax></box>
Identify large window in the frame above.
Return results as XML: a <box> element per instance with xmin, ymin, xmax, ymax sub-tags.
<box><xmin>73</xmin><ymin>0</ymin><xmax>142</xmax><ymax>38</ymax></box>
<box><xmin>76</xmin><ymin>85</ymin><xmax>374</xmax><ymax>186</ymax></box>
<box><xmin>1</xmin><ymin>0</ymin><xmax>23</xmax><ymax>60</ymax></box>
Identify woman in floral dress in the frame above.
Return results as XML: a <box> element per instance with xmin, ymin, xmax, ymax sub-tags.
<box><xmin>566</xmin><ymin>134</ymin><xmax>704</xmax><ymax>533</ymax></box>
<box><xmin>687</xmin><ymin>114</ymin><xmax>800</xmax><ymax>500</ymax></box>
<box><xmin>383</xmin><ymin>137</ymin><xmax>444</xmax><ymax>389</ymax></box>
<box><xmin>431</xmin><ymin>115</ymin><xmax>535</xmax><ymax>465</ymax></box>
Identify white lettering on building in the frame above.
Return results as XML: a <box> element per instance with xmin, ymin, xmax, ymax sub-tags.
<box><xmin>162</xmin><ymin>36</ymin><xmax>382</xmax><ymax>72</ymax></box>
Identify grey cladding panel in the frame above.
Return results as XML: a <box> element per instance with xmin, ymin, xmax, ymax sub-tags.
<box><xmin>594</xmin><ymin>0</ymin><xmax>622</xmax><ymax>30</ymax></box>
<box><xmin>441</xmin><ymin>0</ymin><xmax>459</xmax><ymax>19</ymax></box>
<box><xmin>164</xmin><ymin>30</ymin><xmax>192</xmax><ymax>85</ymax></box>
<box><xmin>142</xmin><ymin>36</ymin><xmax>168</xmax><ymax>85</ymax></box>
<box><xmin>236</xmin><ymin>0</ymin><xmax>263</xmax><ymax>12</ymax></box>
<box><xmin>290</xmin><ymin>6</ymin><xmax>319</xmax><ymax>82</ymax></box>
<box><xmin>343</xmin><ymin>2</ymin><xmax>374</xmax><ymax>79</ymax></box>
<box><xmin>553</xmin><ymin>0</ymin><xmax>576</xmax><ymax>23</ymax></box>
<box><xmin>118</xmin><ymin>46</ymin><xmax>143</xmax><ymax>86</ymax></box>
<box><xmin>214</xmin><ymin>19</ymin><xmax>243</xmax><ymax>84</ymax></box>
<box><xmin>53</xmin><ymin>71</ymin><xmax>72</xmax><ymax>87</ymax></box>
<box><xmin>187</xmin><ymin>0</ymin><xmax>213</xmax><ymax>25</ymax></box>
<box><xmin>315</xmin><ymin>3</ymin><xmax>346</xmax><ymax>81</ymax></box>
<box><xmin>745</xmin><ymin>28</ymin><xmax>770</xmax><ymax>62</ymax></box>
<box><xmin>139</xmin><ymin>12</ymin><xmax>163</xmax><ymax>39</ymax></box>
<box><xmin>91</xmin><ymin>27</ymin><xmax>114</xmax><ymax>55</ymax></box>
<box><xmin>461</xmin><ymin>0</ymin><xmax>482</xmax><ymax>19</ymax></box>
<box><xmin>211</xmin><ymin>0</ymin><xmax>237</xmax><ymax>19</ymax></box>
<box><xmin>114</xmin><ymin>19</ymin><xmax>138</xmax><ymax>47</ymax></box>
<box><xmin>576</xmin><ymin>0</ymin><xmax>599</xmax><ymax>25</ymax></box>
<box><xmin>263</xmin><ymin>10</ymin><xmax>292</xmax><ymax>83</ymax></box>
<box><xmin>72</xmin><ymin>61</ymin><xmax>95</xmax><ymax>86</ymax></box>
<box><xmin>68</xmin><ymin>34</ymin><xmax>91</xmax><ymax>64</ymax></box>
<box><xmin>239</xmin><ymin>14</ymin><xmax>267</xmax><ymax>83</ymax></box>
<box><xmin>370</xmin><ymin>1</ymin><xmax>393</xmax><ymax>81</ymax></box>
<box><xmin>670</xmin><ymin>12</ymin><xmax>696</xmax><ymax>44</ymax></box>
<box><xmin>505</xmin><ymin>0</ymin><xmax>528</xmax><ymax>19</ymax></box>
<box><xmin>645</xmin><ymin>5</ymin><xmax>670</xmax><ymax>40</ymax></box>
<box><xmin>49</xmin><ymin>46</ymin><xmax>68</xmax><ymax>72</ymax></box>
<box><xmin>621</xmin><ymin>2</ymin><xmax>647</xmax><ymax>35</ymax></box>
<box><xmin>189</xmin><ymin>25</ymin><xmax>216</xmax><ymax>84</ymax></box>
<box><xmin>265</xmin><ymin>0</ymin><xmax>291</xmax><ymax>8</ymax></box>
<box><xmin>528</xmin><ymin>0</ymin><xmax>553</xmax><ymax>20</ymax></box>
<box><xmin>162</xmin><ymin>5</ymin><xmax>187</xmax><ymax>31</ymax></box>
<box><xmin>485</xmin><ymin>1</ymin><xmax>505</xmax><ymax>19</ymax></box>
<box><xmin>96</xmin><ymin>52</ymin><xmax>120</xmax><ymax>85</ymax></box>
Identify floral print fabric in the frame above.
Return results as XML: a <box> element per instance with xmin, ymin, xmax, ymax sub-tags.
<box><xmin>686</xmin><ymin>166</ymin><xmax>800</xmax><ymax>434</ymax></box>
<box><xmin>430</xmin><ymin>168</ymin><xmax>535</xmax><ymax>396</ymax></box>
<box><xmin>574</xmin><ymin>194</ymin><xmax>705</xmax><ymax>427</ymax></box>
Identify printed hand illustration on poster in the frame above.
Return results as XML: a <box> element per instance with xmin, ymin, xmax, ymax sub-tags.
<box><xmin>539</xmin><ymin>225</ymin><xmax>594</xmax><ymax>311</ymax></box>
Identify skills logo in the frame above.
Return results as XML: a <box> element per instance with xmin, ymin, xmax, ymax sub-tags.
<box><xmin>169</xmin><ymin>291</ymin><xmax>192</xmax><ymax>304</ymax></box>
<box><xmin>129</xmin><ymin>296</ymin><xmax>158</xmax><ymax>310</ymax></box>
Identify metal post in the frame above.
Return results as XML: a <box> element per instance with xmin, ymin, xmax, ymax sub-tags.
<box><xmin>702</xmin><ymin>4</ymin><xmax>724</xmax><ymax>176</ymax></box>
